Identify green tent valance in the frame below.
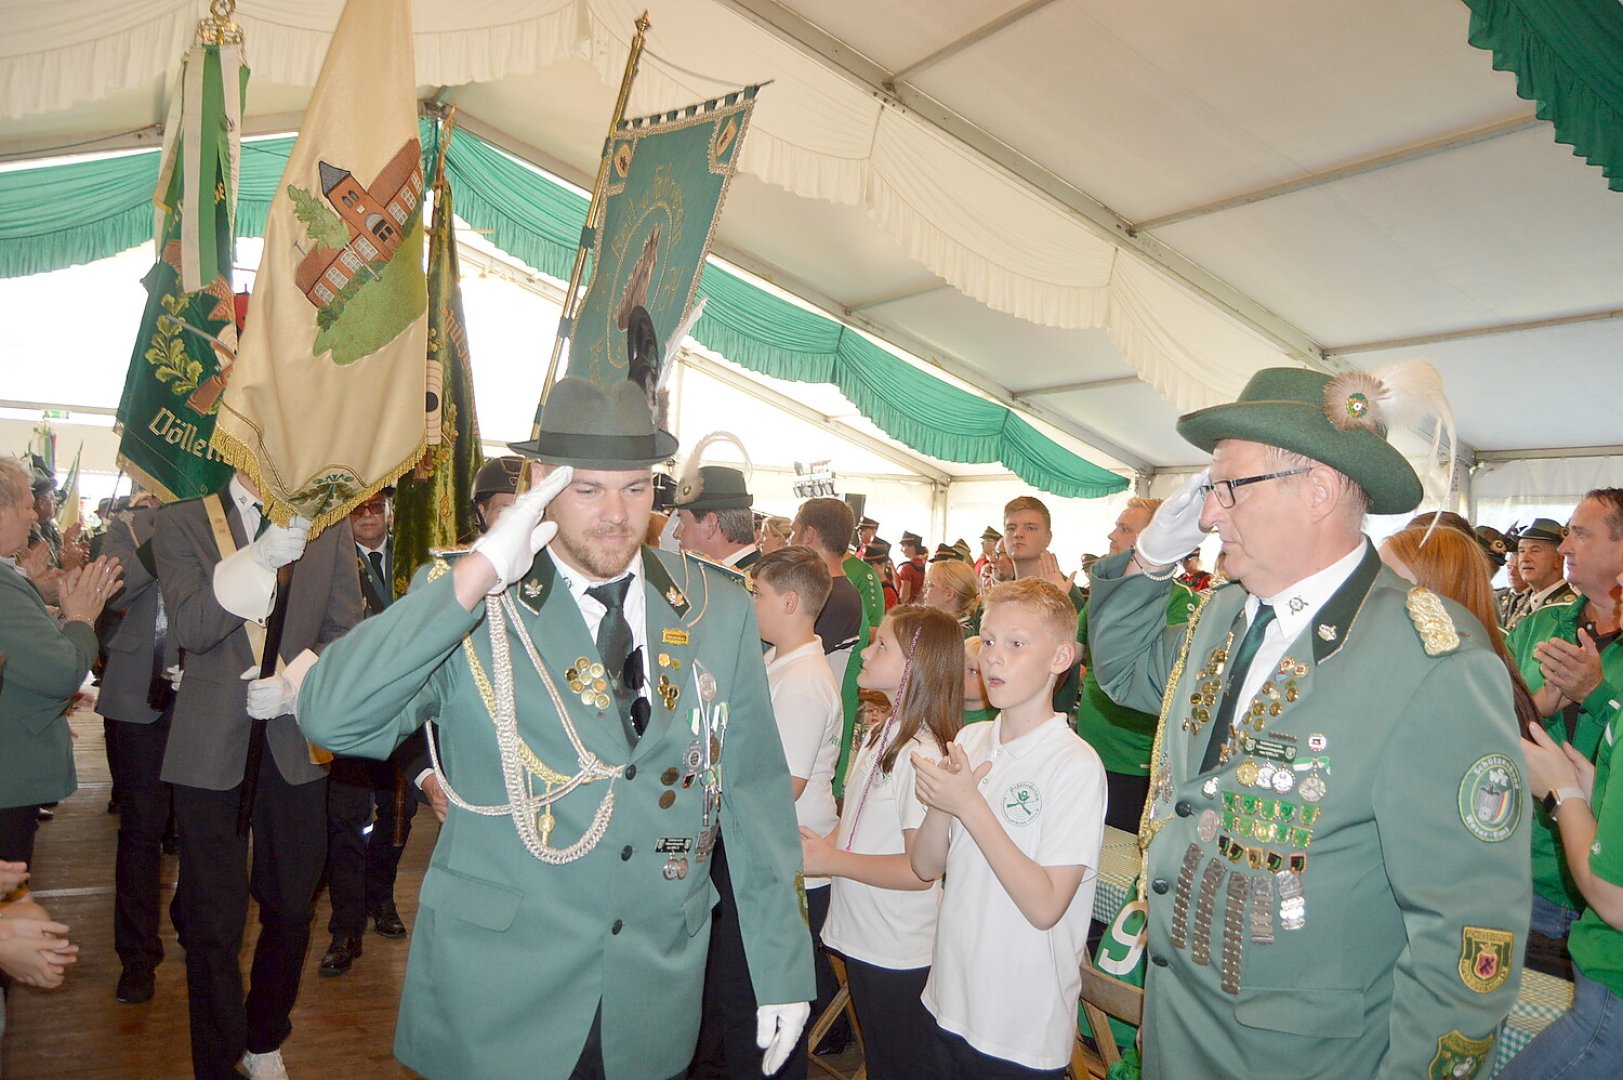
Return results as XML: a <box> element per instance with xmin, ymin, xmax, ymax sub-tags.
<box><xmin>0</xmin><ymin>123</ymin><xmax>1126</xmax><ymax>498</ymax></box>
<box><xmin>1464</xmin><ymin>0</ymin><xmax>1623</xmax><ymax>192</ymax></box>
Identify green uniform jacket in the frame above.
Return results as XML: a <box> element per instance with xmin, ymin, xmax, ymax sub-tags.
<box><xmin>0</xmin><ymin>567</ymin><xmax>88</xmax><ymax>808</ymax></box>
<box><xmin>1076</xmin><ymin>582</ymin><xmax>1198</xmax><ymax>777</ymax></box>
<box><xmin>1507</xmin><ymin>594</ymin><xmax>1623</xmax><ymax>911</ymax></box>
<box><xmin>297</xmin><ymin>546</ymin><xmax>813</xmax><ymax>1080</ymax></box>
<box><xmin>834</xmin><ymin>555</ymin><xmax>885</xmax><ymax>796</ymax></box>
<box><xmin>1089</xmin><ymin>544</ymin><xmax>1530</xmax><ymax>1079</ymax></box>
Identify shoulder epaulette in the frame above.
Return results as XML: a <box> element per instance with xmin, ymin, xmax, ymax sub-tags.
<box><xmin>1405</xmin><ymin>587</ymin><xmax>1460</xmax><ymax>657</ymax></box>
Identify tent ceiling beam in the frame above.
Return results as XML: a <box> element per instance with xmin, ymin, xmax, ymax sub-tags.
<box><xmin>1325</xmin><ymin>306</ymin><xmax>1623</xmax><ymax>355</ymax></box>
<box><xmin>678</xmin><ymin>350</ymin><xmax>954</xmax><ymax>484</ymax></box>
<box><xmin>845</xmin><ymin>280</ymin><xmax>949</xmax><ymax>312</ymax></box>
<box><xmin>1135</xmin><ymin>111</ymin><xmax>1542</xmax><ymax>231</ymax></box>
<box><xmin>2</xmin><ymin>398</ymin><xmax>117</xmax><ymax>417</ymax></box>
<box><xmin>447</xmin><ymin>110</ymin><xmax>1156</xmax><ymax>478</ymax></box>
<box><xmin>718</xmin><ymin>0</ymin><xmax>1332</xmax><ymax>367</ymax></box>
<box><xmin>1015</xmin><ymin>375</ymin><xmax>1142</xmax><ymax>398</ymax></box>
<box><xmin>1475</xmin><ymin>444</ymin><xmax>1623</xmax><ymax>463</ymax></box>
<box><xmin>887</xmin><ymin>0</ymin><xmax>1063</xmax><ymax>84</ymax></box>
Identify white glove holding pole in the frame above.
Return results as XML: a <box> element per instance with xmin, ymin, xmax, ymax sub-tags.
<box><xmin>470</xmin><ymin>465</ymin><xmax>574</xmax><ymax>594</ymax></box>
<box><xmin>243</xmin><ymin>668</ymin><xmax>297</xmax><ymax>719</ymax></box>
<box><xmin>756</xmin><ymin>1002</ymin><xmax>811</xmax><ymax>1075</ymax></box>
<box><xmin>1134</xmin><ymin>469</ymin><xmax>1211</xmax><ymax>567</ymax></box>
<box><xmin>249</xmin><ymin>516</ymin><xmax>311</xmax><ymax>572</ymax></box>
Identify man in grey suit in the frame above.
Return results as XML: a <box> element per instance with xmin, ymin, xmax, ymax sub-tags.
<box><xmin>155</xmin><ymin>471</ymin><xmax>363</xmax><ymax>1080</ymax></box>
<box><xmin>99</xmin><ymin>491</ymin><xmax>179</xmax><ymax>1005</ymax></box>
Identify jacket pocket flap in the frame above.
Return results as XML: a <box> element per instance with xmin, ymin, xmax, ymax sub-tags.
<box><xmin>420</xmin><ymin>866</ymin><xmax>523</xmax><ymax>932</ymax></box>
<box><xmin>1233</xmin><ymin>985</ymin><xmax>1365</xmax><ymax>1039</ymax></box>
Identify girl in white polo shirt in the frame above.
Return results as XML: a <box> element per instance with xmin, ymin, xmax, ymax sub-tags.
<box><xmin>801</xmin><ymin>605</ymin><xmax>963</xmax><ymax>1080</ymax></box>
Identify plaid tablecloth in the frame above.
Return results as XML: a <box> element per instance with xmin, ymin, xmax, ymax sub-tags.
<box><xmin>1089</xmin><ymin>826</ymin><xmax>1574</xmax><ymax>1078</ymax></box>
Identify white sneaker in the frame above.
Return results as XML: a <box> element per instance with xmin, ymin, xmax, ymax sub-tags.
<box><xmin>241</xmin><ymin>1049</ymin><xmax>289</xmax><ymax>1079</ymax></box>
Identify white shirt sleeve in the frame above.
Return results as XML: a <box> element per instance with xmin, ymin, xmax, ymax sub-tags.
<box><xmin>1034</xmin><ymin>745</ymin><xmax>1107</xmax><ymax>870</ymax></box>
<box><xmin>772</xmin><ymin>668</ymin><xmax>834</xmax><ymax>780</ymax></box>
<box><xmin>893</xmin><ymin>739</ymin><xmax>929</xmax><ymax>832</ymax></box>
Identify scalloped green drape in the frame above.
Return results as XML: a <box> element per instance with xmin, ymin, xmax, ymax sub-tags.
<box><xmin>0</xmin><ymin>122</ymin><xmax>1125</xmax><ymax>498</ymax></box>
<box><xmin>1463</xmin><ymin>0</ymin><xmax>1623</xmax><ymax>192</ymax></box>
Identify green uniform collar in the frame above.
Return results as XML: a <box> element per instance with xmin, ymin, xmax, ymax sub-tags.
<box><xmin>1309</xmin><ymin>543</ymin><xmax>1383</xmax><ymax>665</ymax></box>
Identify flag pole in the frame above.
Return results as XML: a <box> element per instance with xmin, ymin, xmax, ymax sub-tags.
<box><xmin>536</xmin><ymin>10</ymin><xmax>651</xmax><ymax>417</ymax></box>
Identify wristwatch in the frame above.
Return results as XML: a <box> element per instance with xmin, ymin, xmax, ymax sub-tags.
<box><xmin>1542</xmin><ymin>787</ymin><xmax>1588</xmax><ymax>816</ymax></box>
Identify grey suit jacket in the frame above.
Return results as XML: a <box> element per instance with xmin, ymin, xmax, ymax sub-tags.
<box><xmin>154</xmin><ymin>492</ymin><xmax>363</xmax><ymax>790</ymax></box>
<box><xmin>98</xmin><ymin>508</ymin><xmax>171</xmax><ymax>724</ymax></box>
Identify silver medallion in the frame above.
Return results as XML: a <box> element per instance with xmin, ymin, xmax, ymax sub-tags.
<box><xmin>1197</xmin><ymin>809</ymin><xmax>1220</xmax><ymax>843</ymax></box>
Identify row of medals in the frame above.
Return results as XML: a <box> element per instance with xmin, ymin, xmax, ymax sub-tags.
<box><xmin>1172</xmin><ymin>647</ymin><xmax>1327</xmax><ymax>992</ymax></box>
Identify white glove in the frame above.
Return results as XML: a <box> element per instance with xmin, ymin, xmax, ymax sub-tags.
<box><xmin>249</xmin><ymin>516</ymin><xmax>311</xmax><ymax>572</ymax></box>
<box><xmin>166</xmin><ymin>664</ymin><xmax>184</xmax><ymax>689</ymax></box>
<box><xmin>756</xmin><ymin>1002</ymin><xmax>811</xmax><ymax>1075</ymax></box>
<box><xmin>1134</xmin><ymin>469</ymin><xmax>1211</xmax><ymax>567</ymax></box>
<box><xmin>470</xmin><ymin>465</ymin><xmax>573</xmax><ymax>594</ymax></box>
<box><xmin>242</xmin><ymin>667</ymin><xmax>297</xmax><ymax>719</ymax></box>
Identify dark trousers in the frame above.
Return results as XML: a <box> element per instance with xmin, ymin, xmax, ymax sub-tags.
<box><xmin>0</xmin><ymin>804</ymin><xmax>40</xmax><ymax>866</ymax></box>
<box><xmin>837</xmin><ymin>955</ymin><xmax>932</xmax><ymax>1080</ymax></box>
<box><xmin>104</xmin><ymin>716</ymin><xmax>123</xmax><ymax>806</ymax></box>
<box><xmin>1103</xmin><ymin>770</ymin><xmax>1150</xmax><ymax>834</ymax></box>
<box><xmin>325</xmin><ymin>754</ymin><xmax>417</xmax><ymax>936</ymax></box>
<box><xmin>931</xmin><ymin>1024</ymin><xmax>1066</xmax><ymax>1080</ymax></box>
<box><xmin>109</xmin><ymin>713</ymin><xmax>173</xmax><ymax>973</ymax></box>
<box><xmin>171</xmin><ymin>768</ymin><xmax>327</xmax><ymax>1079</ymax></box>
<box><xmin>688</xmin><ymin>839</ymin><xmax>815</xmax><ymax>1080</ymax></box>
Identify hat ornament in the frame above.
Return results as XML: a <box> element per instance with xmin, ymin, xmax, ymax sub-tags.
<box><xmin>676</xmin><ymin>430</ymin><xmax>752</xmax><ymax>505</ymax></box>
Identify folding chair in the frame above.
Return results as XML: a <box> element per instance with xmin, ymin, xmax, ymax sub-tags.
<box><xmin>807</xmin><ymin>952</ymin><xmax>867</xmax><ymax>1080</ymax></box>
<box><xmin>1069</xmin><ymin>955</ymin><xmax>1145</xmax><ymax>1080</ymax></box>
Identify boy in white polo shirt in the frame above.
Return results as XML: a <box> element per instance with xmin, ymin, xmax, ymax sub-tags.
<box><xmin>753</xmin><ymin>546</ymin><xmax>845</xmax><ymax>1061</ymax></box>
<box><xmin>912</xmin><ymin>578</ymin><xmax>1107</xmax><ymax>1078</ymax></box>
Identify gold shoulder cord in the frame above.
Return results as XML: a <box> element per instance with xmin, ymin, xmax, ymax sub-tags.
<box><xmin>1135</xmin><ymin>589</ymin><xmax>1213</xmax><ymax>898</ymax></box>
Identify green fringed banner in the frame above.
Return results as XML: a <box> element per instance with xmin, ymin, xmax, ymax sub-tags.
<box><xmin>392</xmin><ymin>159</ymin><xmax>483</xmax><ymax>597</ymax></box>
<box><xmin>1464</xmin><ymin>0</ymin><xmax>1623</xmax><ymax>192</ymax></box>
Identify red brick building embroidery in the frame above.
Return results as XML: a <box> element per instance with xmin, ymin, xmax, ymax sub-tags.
<box><xmin>294</xmin><ymin>140</ymin><xmax>424</xmax><ymax>308</ymax></box>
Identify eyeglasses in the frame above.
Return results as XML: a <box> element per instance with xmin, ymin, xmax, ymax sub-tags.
<box><xmin>351</xmin><ymin>500</ymin><xmax>389</xmax><ymax>517</ymax></box>
<box><xmin>1200</xmin><ymin>467</ymin><xmax>1312</xmax><ymax>509</ymax></box>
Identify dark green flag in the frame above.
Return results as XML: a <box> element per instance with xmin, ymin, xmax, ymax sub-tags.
<box><xmin>563</xmin><ymin>87</ymin><xmax>758</xmax><ymax>386</ymax></box>
<box><xmin>392</xmin><ymin>165</ymin><xmax>482</xmax><ymax>598</ymax></box>
<box><xmin>115</xmin><ymin>45</ymin><xmax>248</xmax><ymax>502</ymax></box>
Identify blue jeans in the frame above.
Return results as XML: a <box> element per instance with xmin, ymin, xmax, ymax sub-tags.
<box><xmin>1530</xmin><ymin>893</ymin><xmax>1581</xmax><ymax>939</ymax></box>
<box><xmin>1497</xmin><ymin>965</ymin><xmax>1623</xmax><ymax>1079</ymax></box>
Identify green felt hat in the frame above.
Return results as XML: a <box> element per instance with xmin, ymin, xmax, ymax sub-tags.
<box><xmin>509</xmin><ymin>377</ymin><xmax>678</xmax><ymax>468</ymax></box>
<box><xmin>1517</xmin><ymin>518</ymin><xmax>1567</xmax><ymax>545</ymax></box>
<box><xmin>980</xmin><ymin>526</ymin><xmax>1002</xmax><ymax>542</ymax></box>
<box><xmin>1176</xmin><ymin>367</ymin><xmax>1422</xmax><ymax>515</ymax></box>
<box><xmin>672</xmin><ymin>466</ymin><xmax>753</xmax><ymax>512</ymax></box>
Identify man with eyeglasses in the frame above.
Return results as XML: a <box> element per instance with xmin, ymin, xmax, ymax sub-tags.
<box><xmin>1085</xmin><ymin>367</ymin><xmax>1529</xmax><ymax>1079</ymax></box>
<box><xmin>318</xmin><ymin>489</ymin><xmax>421</xmax><ymax>978</ymax></box>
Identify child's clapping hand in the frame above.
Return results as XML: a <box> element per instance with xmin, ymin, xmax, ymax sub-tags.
<box><xmin>799</xmin><ymin>825</ymin><xmax>839</xmax><ymax>877</ymax></box>
<box><xmin>912</xmin><ymin>743</ymin><xmax>992</xmax><ymax>819</ymax></box>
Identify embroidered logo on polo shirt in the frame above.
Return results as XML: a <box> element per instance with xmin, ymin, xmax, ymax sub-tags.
<box><xmin>1002</xmin><ymin>781</ymin><xmax>1042</xmax><ymax>826</ymax></box>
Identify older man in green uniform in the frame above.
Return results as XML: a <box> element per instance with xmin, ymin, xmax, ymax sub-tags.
<box><xmin>1088</xmin><ymin>367</ymin><xmax>1530</xmax><ymax>1079</ymax></box>
<box><xmin>296</xmin><ymin>378</ymin><xmax>813</xmax><ymax>1080</ymax></box>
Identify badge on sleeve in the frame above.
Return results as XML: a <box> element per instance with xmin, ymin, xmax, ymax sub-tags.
<box><xmin>1427</xmin><ymin>1029</ymin><xmax>1493</xmax><ymax>1079</ymax></box>
<box><xmin>1457</xmin><ymin>754</ymin><xmax>1522</xmax><ymax>843</ymax></box>
<box><xmin>1458</xmin><ymin>927</ymin><xmax>1513</xmax><ymax>993</ymax></box>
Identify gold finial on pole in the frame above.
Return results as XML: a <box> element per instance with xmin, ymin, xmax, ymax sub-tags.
<box><xmin>536</xmin><ymin>11</ymin><xmax>653</xmax><ymax>414</ymax></box>
<box><xmin>434</xmin><ymin>106</ymin><xmax>459</xmax><ymax>187</ymax></box>
<box><xmin>196</xmin><ymin>0</ymin><xmax>244</xmax><ymax>46</ymax></box>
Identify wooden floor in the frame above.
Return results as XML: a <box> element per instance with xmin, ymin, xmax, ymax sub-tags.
<box><xmin>2</xmin><ymin>708</ymin><xmax>867</xmax><ymax>1079</ymax></box>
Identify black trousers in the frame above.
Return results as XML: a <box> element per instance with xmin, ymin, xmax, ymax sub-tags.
<box><xmin>931</xmin><ymin>1024</ymin><xmax>1066</xmax><ymax>1080</ymax></box>
<box><xmin>108</xmin><ymin>712</ymin><xmax>173</xmax><ymax>973</ymax></box>
<box><xmin>571</xmin><ymin>1006</ymin><xmax>686</xmax><ymax>1080</ymax></box>
<box><xmin>688</xmin><ymin>838</ymin><xmax>816</xmax><ymax>1080</ymax></box>
<box><xmin>836</xmin><ymin>955</ymin><xmax>933</xmax><ymax>1080</ymax></box>
<box><xmin>1102</xmin><ymin>770</ymin><xmax>1150</xmax><ymax>834</ymax></box>
<box><xmin>0</xmin><ymin>804</ymin><xmax>40</xmax><ymax>867</ymax></box>
<box><xmin>171</xmin><ymin>767</ymin><xmax>327</xmax><ymax>1079</ymax></box>
<box><xmin>325</xmin><ymin>754</ymin><xmax>417</xmax><ymax>937</ymax></box>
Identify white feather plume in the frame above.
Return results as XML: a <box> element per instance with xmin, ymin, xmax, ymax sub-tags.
<box><xmin>676</xmin><ymin>429</ymin><xmax>752</xmax><ymax>505</ymax></box>
<box><xmin>659</xmin><ymin>297</ymin><xmax>706</xmax><ymax>399</ymax></box>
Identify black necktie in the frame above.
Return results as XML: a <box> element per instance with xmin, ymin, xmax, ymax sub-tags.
<box><xmin>253</xmin><ymin>503</ymin><xmax>271</xmax><ymax>540</ymax></box>
<box><xmin>1200</xmin><ymin>603</ymin><xmax>1277</xmax><ymax>773</ymax></box>
<box><xmin>368</xmin><ymin>549</ymin><xmax>385</xmax><ymax>584</ymax></box>
<box><xmin>586</xmin><ymin>577</ymin><xmax>648</xmax><ymax>744</ymax></box>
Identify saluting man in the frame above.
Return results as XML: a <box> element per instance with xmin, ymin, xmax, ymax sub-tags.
<box><xmin>295</xmin><ymin>377</ymin><xmax>813</xmax><ymax>1080</ymax></box>
<box><xmin>1087</xmin><ymin>366</ymin><xmax>1530</xmax><ymax>1079</ymax></box>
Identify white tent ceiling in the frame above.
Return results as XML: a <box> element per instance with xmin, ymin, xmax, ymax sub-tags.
<box><xmin>5</xmin><ymin>0</ymin><xmax>1622</xmax><ymax>479</ymax></box>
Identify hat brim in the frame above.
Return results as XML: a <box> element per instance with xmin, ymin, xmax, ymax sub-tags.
<box><xmin>507</xmin><ymin>429</ymin><xmax>679</xmax><ymax>469</ymax></box>
<box><xmin>676</xmin><ymin>495</ymin><xmax>754</xmax><ymax>512</ymax></box>
<box><xmin>1176</xmin><ymin>399</ymin><xmax>1421</xmax><ymax>516</ymax></box>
